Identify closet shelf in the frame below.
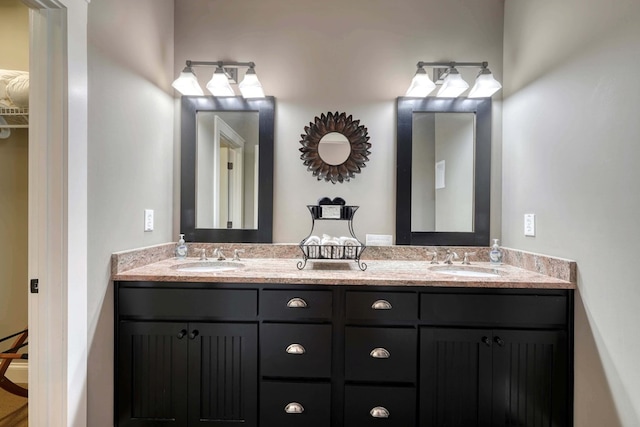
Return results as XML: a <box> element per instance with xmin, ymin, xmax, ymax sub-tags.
<box><xmin>0</xmin><ymin>106</ymin><xmax>29</xmax><ymax>129</ymax></box>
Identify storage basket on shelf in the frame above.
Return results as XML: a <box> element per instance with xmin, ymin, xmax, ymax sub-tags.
<box><xmin>298</xmin><ymin>200</ymin><xmax>366</xmax><ymax>271</ymax></box>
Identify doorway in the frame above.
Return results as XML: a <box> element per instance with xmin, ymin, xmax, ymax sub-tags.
<box><xmin>0</xmin><ymin>1</ymin><xmax>30</xmax><ymax>425</ymax></box>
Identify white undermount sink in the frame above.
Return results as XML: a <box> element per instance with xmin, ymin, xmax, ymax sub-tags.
<box><xmin>174</xmin><ymin>261</ymin><xmax>244</xmax><ymax>273</ymax></box>
<box><xmin>430</xmin><ymin>265</ymin><xmax>501</xmax><ymax>278</ymax></box>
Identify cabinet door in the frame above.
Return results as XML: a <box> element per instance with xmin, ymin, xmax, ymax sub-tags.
<box><xmin>420</xmin><ymin>328</ymin><xmax>493</xmax><ymax>427</ymax></box>
<box><xmin>491</xmin><ymin>330</ymin><xmax>568</xmax><ymax>427</ymax></box>
<box><xmin>188</xmin><ymin>323</ymin><xmax>258</xmax><ymax>427</ymax></box>
<box><xmin>117</xmin><ymin>321</ymin><xmax>189</xmax><ymax>427</ymax></box>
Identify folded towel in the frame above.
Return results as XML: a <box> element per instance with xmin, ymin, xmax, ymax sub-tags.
<box><xmin>0</xmin><ymin>70</ymin><xmax>29</xmax><ymax>108</ymax></box>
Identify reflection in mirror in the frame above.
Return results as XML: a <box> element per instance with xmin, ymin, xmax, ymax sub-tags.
<box><xmin>396</xmin><ymin>97</ymin><xmax>491</xmax><ymax>246</ymax></box>
<box><xmin>181</xmin><ymin>96</ymin><xmax>274</xmax><ymax>243</ymax></box>
<box><xmin>318</xmin><ymin>132</ymin><xmax>351</xmax><ymax>165</ymax></box>
<box><xmin>411</xmin><ymin>113</ymin><xmax>475</xmax><ymax>232</ymax></box>
<box><xmin>196</xmin><ymin>112</ymin><xmax>259</xmax><ymax>230</ymax></box>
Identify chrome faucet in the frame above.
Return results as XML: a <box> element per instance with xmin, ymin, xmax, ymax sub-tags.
<box><xmin>443</xmin><ymin>249</ymin><xmax>459</xmax><ymax>265</ymax></box>
<box><xmin>213</xmin><ymin>248</ymin><xmax>226</xmax><ymax>261</ymax></box>
<box><xmin>233</xmin><ymin>249</ymin><xmax>245</xmax><ymax>261</ymax></box>
<box><xmin>462</xmin><ymin>252</ymin><xmax>477</xmax><ymax>265</ymax></box>
<box><xmin>427</xmin><ymin>251</ymin><xmax>439</xmax><ymax>264</ymax></box>
<box><xmin>199</xmin><ymin>248</ymin><xmax>207</xmax><ymax>261</ymax></box>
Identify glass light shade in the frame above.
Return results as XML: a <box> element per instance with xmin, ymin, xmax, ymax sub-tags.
<box><xmin>171</xmin><ymin>67</ymin><xmax>204</xmax><ymax>96</ymax></box>
<box><xmin>468</xmin><ymin>72</ymin><xmax>502</xmax><ymax>98</ymax></box>
<box><xmin>437</xmin><ymin>70</ymin><xmax>469</xmax><ymax>97</ymax></box>
<box><xmin>206</xmin><ymin>67</ymin><xmax>235</xmax><ymax>96</ymax></box>
<box><xmin>239</xmin><ymin>68</ymin><xmax>265</xmax><ymax>98</ymax></box>
<box><xmin>405</xmin><ymin>68</ymin><xmax>436</xmax><ymax>97</ymax></box>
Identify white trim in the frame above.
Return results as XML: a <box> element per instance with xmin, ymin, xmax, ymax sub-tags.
<box><xmin>27</xmin><ymin>0</ymin><xmax>88</xmax><ymax>426</ymax></box>
<box><xmin>6</xmin><ymin>362</ymin><xmax>29</xmax><ymax>384</ymax></box>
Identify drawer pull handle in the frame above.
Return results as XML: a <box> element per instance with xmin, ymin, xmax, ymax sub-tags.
<box><xmin>284</xmin><ymin>402</ymin><xmax>304</xmax><ymax>414</ymax></box>
<box><xmin>286</xmin><ymin>343</ymin><xmax>306</xmax><ymax>355</ymax></box>
<box><xmin>177</xmin><ymin>329</ymin><xmax>187</xmax><ymax>339</ymax></box>
<box><xmin>494</xmin><ymin>336</ymin><xmax>505</xmax><ymax>347</ymax></box>
<box><xmin>287</xmin><ymin>297</ymin><xmax>308</xmax><ymax>308</ymax></box>
<box><xmin>370</xmin><ymin>406</ymin><xmax>390</xmax><ymax>418</ymax></box>
<box><xmin>371</xmin><ymin>299</ymin><xmax>392</xmax><ymax>310</ymax></box>
<box><xmin>370</xmin><ymin>347</ymin><xmax>390</xmax><ymax>359</ymax></box>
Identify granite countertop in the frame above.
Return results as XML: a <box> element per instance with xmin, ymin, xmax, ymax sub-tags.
<box><xmin>112</xmin><ymin>244</ymin><xmax>576</xmax><ymax>289</ymax></box>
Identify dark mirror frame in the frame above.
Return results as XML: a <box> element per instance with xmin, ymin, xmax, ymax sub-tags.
<box><xmin>299</xmin><ymin>111</ymin><xmax>371</xmax><ymax>184</ymax></box>
<box><xmin>180</xmin><ymin>96</ymin><xmax>275</xmax><ymax>242</ymax></box>
<box><xmin>396</xmin><ymin>97</ymin><xmax>491</xmax><ymax>246</ymax></box>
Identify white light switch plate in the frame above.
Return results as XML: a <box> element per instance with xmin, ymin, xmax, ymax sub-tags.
<box><xmin>366</xmin><ymin>234</ymin><xmax>393</xmax><ymax>246</ymax></box>
<box><xmin>524</xmin><ymin>213</ymin><xmax>535</xmax><ymax>236</ymax></box>
<box><xmin>144</xmin><ymin>209</ymin><xmax>154</xmax><ymax>232</ymax></box>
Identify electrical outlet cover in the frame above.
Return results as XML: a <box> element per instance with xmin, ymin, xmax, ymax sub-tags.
<box><xmin>524</xmin><ymin>213</ymin><xmax>535</xmax><ymax>236</ymax></box>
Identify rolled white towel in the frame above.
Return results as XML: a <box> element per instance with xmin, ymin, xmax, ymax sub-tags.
<box><xmin>321</xmin><ymin>235</ymin><xmax>341</xmax><ymax>259</ymax></box>
<box><xmin>339</xmin><ymin>236</ymin><xmax>361</xmax><ymax>258</ymax></box>
<box><xmin>303</xmin><ymin>235</ymin><xmax>321</xmax><ymax>258</ymax></box>
<box><xmin>304</xmin><ymin>235</ymin><xmax>321</xmax><ymax>245</ymax></box>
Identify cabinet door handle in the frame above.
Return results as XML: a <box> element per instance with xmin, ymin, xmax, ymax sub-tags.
<box><xmin>370</xmin><ymin>406</ymin><xmax>390</xmax><ymax>418</ymax></box>
<box><xmin>177</xmin><ymin>329</ymin><xmax>187</xmax><ymax>339</ymax></box>
<box><xmin>370</xmin><ymin>347</ymin><xmax>390</xmax><ymax>359</ymax></box>
<box><xmin>286</xmin><ymin>297</ymin><xmax>308</xmax><ymax>308</ymax></box>
<box><xmin>481</xmin><ymin>336</ymin><xmax>491</xmax><ymax>347</ymax></box>
<box><xmin>188</xmin><ymin>330</ymin><xmax>199</xmax><ymax>340</ymax></box>
<box><xmin>284</xmin><ymin>402</ymin><xmax>304</xmax><ymax>414</ymax></box>
<box><xmin>286</xmin><ymin>343</ymin><xmax>306</xmax><ymax>355</ymax></box>
<box><xmin>494</xmin><ymin>336</ymin><xmax>505</xmax><ymax>347</ymax></box>
<box><xmin>371</xmin><ymin>299</ymin><xmax>392</xmax><ymax>310</ymax></box>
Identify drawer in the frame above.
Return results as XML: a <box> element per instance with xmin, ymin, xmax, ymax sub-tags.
<box><xmin>346</xmin><ymin>291</ymin><xmax>417</xmax><ymax>323</ymax></box>
<box><xmin>345</xmin><ymin>327</ymin><xmax>416</xmax><ymax>383</ymax></box>
<box><xmin>344</xmin><ymin>385</ymin><xmax>415</xmax><ymax>427</ymax></box>
<box><xmin>261</xmin><ymin>324</ymin><xmax>332</xmax><ymax>378</ymax></box>
<box><xmin>261</xmin><ymin>290</ymin><xmax>332</xmax><ymax>320</ymax></box>
<box><xmin>118</xmin><ymin>288</ymin><xmax>257</xmax><ymax>319</ymax></box>
<box><xmin>420</xmin><ymin>293</ymin><xmax>567</xmax><ymax>327</ymax></box>
<box><xmin>261</xmin><ymin>381</ymin><xmax>331</xmax><ymax>427</ymax></box>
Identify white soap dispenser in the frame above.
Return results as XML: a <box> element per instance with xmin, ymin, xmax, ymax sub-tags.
<box><xmin>489</xmin><ymin>238</ymin><xmax>503</xmax><ymax>265</ymax></box>
<box><xmin>176</xmin><ymin>234</ymin><xmax>188</xmax><ymax>258</ymax></box>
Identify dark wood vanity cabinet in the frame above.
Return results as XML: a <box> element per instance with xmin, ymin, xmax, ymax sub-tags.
<box><xmin>115</xmin><ymin>282</ymin><xmax>573</xmax><ymax>427</ymax></box>
<box><xmin>115</xmin><ymin>284</ymin><xmax>259</xmax><ymax>427</ymax></box>
<box><xmin>419</xmin><ymin>291</ymin><xmax>571</xmax><ymax>427</ymax></box>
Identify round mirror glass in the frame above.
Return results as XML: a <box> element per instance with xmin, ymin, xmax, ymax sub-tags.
<box><xmin>318</xmin><ymin>132</ymin><xmax>351</xmax><ymax>165</ymax></box>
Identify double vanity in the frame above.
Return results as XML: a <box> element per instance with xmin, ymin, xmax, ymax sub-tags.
<box><xmin>112</xmin><ymin>243</ymin><xmax>575</xmax><ymax>427</ymax></box>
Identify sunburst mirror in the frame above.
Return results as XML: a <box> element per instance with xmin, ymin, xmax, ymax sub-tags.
<box><xmin>299</xmin><ymin>112</ymin><xmax>371</xmax><ymax>184</ymax></box>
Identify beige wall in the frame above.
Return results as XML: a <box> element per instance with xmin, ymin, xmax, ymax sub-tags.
<box><xmin>0</xmin><ymin>0</ymin><xmax>28</xmax><ymax>343</ymax></box>
<box><xmin>87</xmin><ymin>0</ymin><xmax>175</xmax><ymax>424</ymax></box>
<box><xmin>174</xmin><ymin>0</ymin><xmax>504</xmax><ymax>243</ymax></box>
<box><xmin>503</xmin><ymin>1</ymin><xmax>640</xmax><ymax>425</ymax></box>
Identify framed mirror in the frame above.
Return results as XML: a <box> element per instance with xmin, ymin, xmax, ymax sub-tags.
<box><xmin>396</xmin><ymin>97</ymin><xmax>491</xmax><ymax>246</ymax></box>
<box><xmin>299</xmin><ymin>112</ymin><xmax>371</xmax><ymax>184</ymax></box>
<box><xmin>181</xmin><ymin>96</ymin><xmax>275</xmax><ymax>242</ymax></box>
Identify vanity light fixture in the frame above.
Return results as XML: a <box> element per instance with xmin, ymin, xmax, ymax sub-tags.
<box><xmin>405</xmin><ymin>61</ymin><xmax>501</xmax><ymax>98</ymax></box>
<box><xmin>172</xmin><ymin>60</ymin><xmax>266</xmax><ymax>98</ymax></box>
<box><xmin>467</xmin><ymin>63</ymin><xmax>502</xmax><ymax>98</ymax></box>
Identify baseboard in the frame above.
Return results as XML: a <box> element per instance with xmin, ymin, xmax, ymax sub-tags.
<box><xmin>6</xmin><ymin>361</ymin><xmax>28</xmax><ymax>384</ymax></box>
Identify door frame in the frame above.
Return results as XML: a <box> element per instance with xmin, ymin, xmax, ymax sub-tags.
<box><xmin>25</xmin><ymin>0</ymin><xmax>88</xmax><ymax>425</ymax></box>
